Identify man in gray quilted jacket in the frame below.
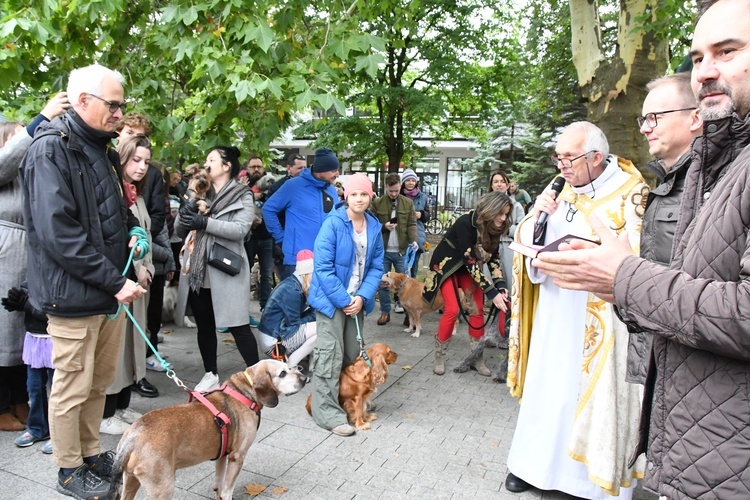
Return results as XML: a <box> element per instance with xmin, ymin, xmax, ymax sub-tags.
<box><xmin>531</xmin><ymin>0</ymin><xmax>750</xmax><ymax>497</ymax></box>
<box><xmin>626</xmin><ymin>72</ymin><xmax>702</xmax><ymax>384</ymax></box>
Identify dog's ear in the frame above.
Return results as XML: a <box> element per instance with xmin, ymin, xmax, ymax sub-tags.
<box><xmin>248</xmin><ymin>364</ymin><xmax>280</xmax><ymax>408</ymax></box>
<box><xmin>386</xmin><ymin>348</ymin><xmax>398</xmax><ymax>365</ymax></box>
<box><xmin>372</xmin><ymin>352</ymin><xmax>389</xmax><ymax>386</ymax></box>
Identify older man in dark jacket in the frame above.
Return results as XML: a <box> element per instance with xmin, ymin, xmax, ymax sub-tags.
<box><xmin>20</xmin><ymin>64</ymin><xmax>146</xmax><ymax>500</ymax></box>
<box><xmin>626</xmin><ymin>72</ymin><xmax>702</xmax><ymax>384</ymax></box>
<box><xmin>531</xmin><ymin>1</ymin><xmax>750</xmax><ymax>497</ymax></box>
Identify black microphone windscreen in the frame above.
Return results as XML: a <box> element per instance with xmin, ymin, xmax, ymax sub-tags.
<box><xmin>550</xmin><ymin>176</ymin><xmax>566</xmax><ymax>195</ymax></box>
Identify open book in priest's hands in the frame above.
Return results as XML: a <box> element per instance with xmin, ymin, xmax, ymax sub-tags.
<box><xmin>509</xmin><ymin>234</ymin><xmax>601</xmax><ymax>259</ymax></box>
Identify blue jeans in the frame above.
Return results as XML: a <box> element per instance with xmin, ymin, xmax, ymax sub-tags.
<box><xmin>378</xmin><ymin>251</ymin><xmax>404</xmax><ymax>312</ymax></box>
<box><xmin>278</xmin><ymin>264</ymin><xmax>296</xmax><ymax>282</ymax></box>
<box><xmin>244</xmin><ymin>237</ymin><xmax>275</xmax><ymax>310</ymax></box>
<box><xmin>27</xmin><ymin>366</ymin><xmax>54</xmax><ymax>439</ymax></box>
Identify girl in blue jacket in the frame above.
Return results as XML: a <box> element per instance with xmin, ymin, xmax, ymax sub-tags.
<box><xmin>307</xmin><ymin>173</ymin><xmax>384</xmax><ymax>436</ymax></box>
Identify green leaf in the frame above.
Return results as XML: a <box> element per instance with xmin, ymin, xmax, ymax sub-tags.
<box><xmin>295</xmin><ymin>88</ymin><xmax>315</xmax><ymax>109</ymax></box>
<box><xmin>254</xmin><ymin>21</ymin><xmax>274</xmax><ymax>53</ymax></box>
<box><xmin>267</xmin><ymin>78</ymin><xmax>283</xmax><ymax>99</ymax></box>
<box><xmin>173</xmin><ymin>121</ymin><xmax>187</xmax><ymax>142</ymax></box>
<box><xmin>183</xmin><ymin>7</ymin><xmax>198</xmax><ymax>26</ymax></box>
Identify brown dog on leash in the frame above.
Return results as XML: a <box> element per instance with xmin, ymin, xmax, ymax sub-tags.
<box><xmin>381</xmin><ymin>272</ymin><xmax>479</xmax><ymax>338</ymax></box>
<box><xmin>109</xmin><ymin>360</ymin><xmax>307</xmax><ymax>500</ymax></box>
<box><xmin>305</xmin><ymin>343</ymin><xmax>398</xmax><ymax>430</ymax></box>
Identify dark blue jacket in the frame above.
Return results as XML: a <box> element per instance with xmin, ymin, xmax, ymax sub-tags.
<box><xmin>308</xmin><ymin>205</ymin><xmax>384</xmax><ymax>318</ymax></box>
<box><xmin>258</xmin><ymin>274</ymin><xmax>315</xmax><ymax>340</ymax></box>
<box><xmin>262</xmin><ymin>168</ymin><xmax>337</xmax><ymax>266</ymax></box>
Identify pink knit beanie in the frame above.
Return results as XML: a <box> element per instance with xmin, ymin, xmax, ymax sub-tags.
<box><xmin>295</xmin><ymin>249</ymin><xmax>314</xmax><ymax>275</ymax></box>
<box><xmin>344</xmin><ymin>173</ymin><xmax>374</xmax><ymax>200</ymax></box>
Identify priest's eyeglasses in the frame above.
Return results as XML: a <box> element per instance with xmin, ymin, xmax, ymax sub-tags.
<box><xmin>636</xmin><ymin>108</ymin><xmax>696</xmax><ymax>128</ymax></box>
<box><xmin>550</xmin><ymin>151</ymin><xmax>595</xmax><ymax>169</ymax></box>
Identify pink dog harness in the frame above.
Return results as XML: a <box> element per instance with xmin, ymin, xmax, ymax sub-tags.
<box><xmin>188</xmin><ymin>383</ymin><xmax>261</xmax><ymax>460</ymax></box>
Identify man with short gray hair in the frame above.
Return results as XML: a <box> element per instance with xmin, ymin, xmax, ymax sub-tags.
<box><xmin>20</xmin><ymin>64</ymin><xmax>146</xmax><ymax>499</ymax></box>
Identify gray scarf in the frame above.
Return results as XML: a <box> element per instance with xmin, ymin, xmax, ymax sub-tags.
<box><xmin>188</xmin><ymin>179</ymin><xmax>250</xmax><ymax>292</ymax></box>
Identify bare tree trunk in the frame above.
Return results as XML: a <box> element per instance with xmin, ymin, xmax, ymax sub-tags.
<box><xmin>569</xmin><ymin>0</ymin><xmax>669</xmax><ymax>170</ymax></box>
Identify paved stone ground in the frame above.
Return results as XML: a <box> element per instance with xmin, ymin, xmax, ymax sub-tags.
<box><xmin>0</xmin><ymin>294</ymin><xmax>657</xmax><ymax>499</ymax></box>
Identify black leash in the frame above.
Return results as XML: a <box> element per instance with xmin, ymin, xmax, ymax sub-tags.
<box><xmin>450</xmin><ymin>275</ymin><xmax>499</xmax><ymax>330</ymax></box>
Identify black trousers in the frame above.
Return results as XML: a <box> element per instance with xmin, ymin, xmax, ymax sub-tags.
<box><xmin>187</xmin><ymin>288</ymin><xmax>259</xmax><ymax>374</ymax></box>
<box><xmin>0</xmin><ymin>365</ymin><xmax>27</xmax><ymax>413</ymax></box>
<box><xmin>146</xmin><ymin>273</ymin><xmax>166</xmax><ymax>356</ymax></box>
<box><xmin>103</xmin><ymin>387</ymin><xmax>131</xmax><ymax>418</ymax></box>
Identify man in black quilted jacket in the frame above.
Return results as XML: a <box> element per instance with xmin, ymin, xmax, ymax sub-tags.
<box><xmin>20</xmin><ymin>64</ymin><xmax>146</xmax><ymax>499</ymax></box>
<box><xmin>531</xmin><ymin>1</ymin><xmax>750</xmax><ymax>497</ymax></box>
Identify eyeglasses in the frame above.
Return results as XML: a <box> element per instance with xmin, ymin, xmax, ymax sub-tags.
<box><xmin>87</xmin><ymin>94</ymin><xmax>127</xmax><ymax>114</ymax></box>
<box><xmin>550</xmin><ymin>150</ymin><xmax>596</xmax><ymax>169</ymax></box>
<box><xmin>636</xmin><ymin>107</ymin><xmax>696</xmax><ymax>128</ymax></box>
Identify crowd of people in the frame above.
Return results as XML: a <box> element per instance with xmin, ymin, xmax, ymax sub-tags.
<box><xmin>1</xmin><ymin>1</ymin><xmax>749</xmax><ymax>498</ymax></box>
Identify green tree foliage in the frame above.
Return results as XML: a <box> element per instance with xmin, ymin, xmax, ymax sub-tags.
<box><xmin>458</xmin><ymin>0</ymin><xmax>585</xmax><ymax>196</ymax></box>
<box><xmin>294</xmin><ymin>0</ymin><xmax>522</xmax><ymax>172</ymax></box>
<box><xmin>0</xmin><ymin>0</ymin><xmax>382</xmax><ymax>167</ymax></box>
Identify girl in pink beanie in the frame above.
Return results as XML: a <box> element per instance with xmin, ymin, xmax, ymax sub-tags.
<box><xmin>306</xmin><ymin>172</ymin><xmax>385</xmax><ymax>436</ymax></box>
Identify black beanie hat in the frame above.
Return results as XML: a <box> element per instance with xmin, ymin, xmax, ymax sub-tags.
<box><xmin>312</xmin><ymin>148</ymin><xmax>340</xmax><ymax>173</ymax></box>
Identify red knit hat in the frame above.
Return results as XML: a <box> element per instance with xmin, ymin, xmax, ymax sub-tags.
<box><xmin>296</xmin><ymin>249</ymin><xmax>314</xmax><ymax>275</ymax></box>
<box><xmin>344</xmin><ymin>173</ymin><xmax>374</xmax><ymax>200</ymax></box>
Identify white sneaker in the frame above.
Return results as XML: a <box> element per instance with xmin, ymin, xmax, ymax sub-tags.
<box><xmin>99</xmin><ymin>416</ymin><xmax>130</xmax><ymax>435</ymax></box>
<box><xmin>331</xmin><ymin>423</ymin><xmax>356</xmax><ymax>436</ymax></box>
<box><xmin>195</xmin><ymin>372</ymin><xmax>220</xmax><ymax>392</ymax></box>
<box><xmin>393</xmin><ymin>302</ymin><xmax>404</xmax><ymax>313</ymax></box>
<box><xmin>145</xmin><ymin>355</ymin><xmax>169</xmax><ymax>372</ymax></box>
<box><xmin>116</xmin><ymin>407</ymin><xmax>143</xmax><ymax>424</ymax></box>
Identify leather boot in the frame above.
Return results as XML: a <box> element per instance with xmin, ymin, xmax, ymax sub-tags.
<box><xmin>0</xmin><ymin>411</ymin><xmax>24</xmax><ymax>431</ymax></box>
<box><xmin>433</xmin><ymin>336</ymin><xmax>451</xmax><ymax>375</ymax></box>
<box><xmin>11</xmin><ymin>402</ymin><xmax>30</xmax><ymax>425</ymax></box>
<box><xmin>470</xmin><ymin>339</ymin><xmax>491</xmax><ymax>377</ymax></box>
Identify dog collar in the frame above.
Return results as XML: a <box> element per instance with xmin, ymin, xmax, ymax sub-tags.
<box><xmin>396</xmin><ymin>279</ymin><xmax>409</xmax><ymax>296</ymax></box>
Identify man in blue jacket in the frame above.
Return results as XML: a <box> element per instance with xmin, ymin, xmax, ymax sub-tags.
<box><xmin>263</xmin><ymin>148</ymin><xmax>340</xmax><ymax>280</ymax></box>
<box><xmin>20</xmin><ymin>64</ymin><xmax>146</xmax><ymax>499</ymax></box>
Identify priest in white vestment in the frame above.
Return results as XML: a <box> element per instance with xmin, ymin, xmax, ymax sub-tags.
<box><xmin>506</xmin><ymin>122</ymin><xmax>647</xmax><ymax>499</ymax></box>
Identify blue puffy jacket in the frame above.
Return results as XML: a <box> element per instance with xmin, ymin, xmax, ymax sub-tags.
<box><xmin>308</xmin><ymin>205</ymin><xmax>384</xmax><ymax>318</ymax></box>
<box><xmin>262</xmin><ymin>168</ymin><xmax>338</xmax><ymax>266</ymax></box>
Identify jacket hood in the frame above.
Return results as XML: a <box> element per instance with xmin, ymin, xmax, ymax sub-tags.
<box><xmin>300</xmin><ymin>167</ymin><xmax>333</xmax><ymax>189</ymax></box>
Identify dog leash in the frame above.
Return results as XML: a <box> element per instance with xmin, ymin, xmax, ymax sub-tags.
<box><xmin>107</xmin><ymin>226</ymin><xmax>151</xmax><ymax>320</ymax></box>
<box><xmin>353</xmin><ymin>314</ymin><xmax>372</xmax><ymax>368</ymax></box>
<box><xmin>450</xmin><ymin>275</ymin><xmax>500</xmax><ymax>330</ymax></box>
<box><xmin>108</xmin><ymin>227</ymin><xmax>174</xmax><ymax>373</ymax></box>
<box><xmin>403</xmin><ymin>246</ymin><xmax>417</xmax><ymax>277</ymax></box>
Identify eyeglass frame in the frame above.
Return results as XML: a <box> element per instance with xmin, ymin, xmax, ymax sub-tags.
<box><xmin>87</xmin><ymin>93</ymin><xmax>127</xmax><ymax>114</ymax></box>
<box><xmin>636</xmin><ymin>107</ymin><xmax>696</xmax><ymax>128</ymax></box>
<box><xmin>550</xmin><ymin>150</ymin><xmax>596</xmax><ymax>169</ymax></box>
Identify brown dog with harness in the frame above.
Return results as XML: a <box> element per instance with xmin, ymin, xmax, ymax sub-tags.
<box><xmin>109</xmin><ymin>360</ymin><xmax>307</xmax><ymax>500</ymax></box>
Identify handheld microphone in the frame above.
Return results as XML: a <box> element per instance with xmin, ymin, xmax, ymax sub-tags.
<box><xmin>532</xmin><ymin>176</ymin><xmax>566</xmax><ymax>246</ymax></box>
<box><xmin>535</xmin><ymin>176</ymin><xmax>566</xmax><ymax>228</ymax></box>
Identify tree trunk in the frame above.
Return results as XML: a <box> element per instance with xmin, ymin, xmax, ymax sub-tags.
<box><xmin>569</xmin><ymin>0</ymin><xmax>669</xmax><ymax>170</ymax></box>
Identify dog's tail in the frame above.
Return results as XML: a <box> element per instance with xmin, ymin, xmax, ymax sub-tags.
<box><xmin>107</xmin><ymin>433</ymin><xmax>135</xmax><ymax>499</ymax></box>
<box><xmin>305</xmin><ymin>393</ymin><xmax>312</xmax><ymax>415</ymax></box>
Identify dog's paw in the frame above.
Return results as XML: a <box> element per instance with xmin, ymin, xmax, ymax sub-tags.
<box><xmin>183</xmin><ymin>316</ymin><xmax>197</xmax><ymax>328</ymax></box>
<box><xmin>403</xmin><ymin>327</ymin><xmax>412</xmax><ymax>333</ymax></box>
<box><xmin>356</xmin><ymin>422</ymin><xmax>371</xmax><ymax>430</ymax></box>
<box><xmin>410</xmin><ymin>331</ymin><xmax>420</xmax><ymax>338</ymax></box>
<box><xmin>366</xmin><ymin>412</ymin><xmax>378</xmax><ymax>422</ymax></box>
